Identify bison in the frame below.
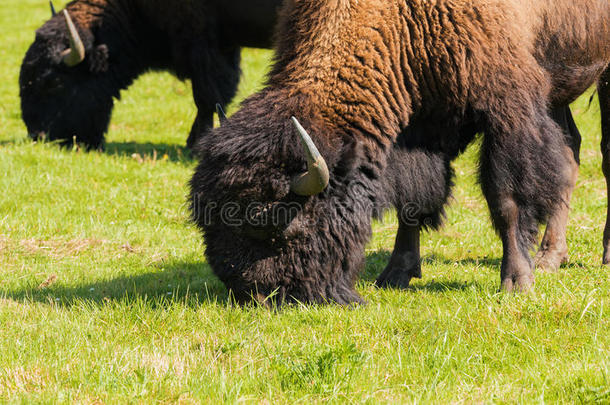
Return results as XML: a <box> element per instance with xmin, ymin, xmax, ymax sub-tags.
<box><xmin>19</xmin><ymin>0</ymin><xmax>283</xmax><ymax>150</ymax></box>
<box><xmin>20</xmin><ymin>0</ymin><xmax>607</xmax><ymax>282</ymax></box>
<box><xmin>190</xmin><ymin>0</ymin><xmax>610</xmax><ymax>305</ymax></box>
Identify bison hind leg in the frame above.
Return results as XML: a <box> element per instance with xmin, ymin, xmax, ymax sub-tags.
<box><xmin>480</xmin><ymin>103</ymin><xmax>571</xmax><ymax>292</ymax></box>
<box><xmin>535</xmin><ymin>106</ymin><xmax>581</xmax><ymax>272</ymax></box>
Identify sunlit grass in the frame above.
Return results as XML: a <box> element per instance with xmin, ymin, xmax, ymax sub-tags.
<box><xmin>0</xmin><ymin>1</ymin><xmax>608</xmax><ymax>402</ymax></box>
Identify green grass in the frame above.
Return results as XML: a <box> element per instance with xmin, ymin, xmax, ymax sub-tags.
<box><xmin>1</xmin><ymin>1</ymin><xmax>609</xmax><ymax>403</ymax></box>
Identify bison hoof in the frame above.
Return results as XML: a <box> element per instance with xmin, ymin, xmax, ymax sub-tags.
<box><xmin>534</xmin><ymin>248</ymin><xmax>568</xmax><ymax>273</ymax></box>
<box><xmin>500</xmin><ymin>275</ymin><xmax>534</xmax><ymax>293</ymax></box>
<box><xmin>375</xmin><ymin>265</ymin><xmax>420</xmax><ymax>289</ymax></box>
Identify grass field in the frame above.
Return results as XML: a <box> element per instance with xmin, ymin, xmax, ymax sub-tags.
<box><xmin>1</xmin><ymin>1</ymin><xmax>609</xmax><ymax>403</ymax></box>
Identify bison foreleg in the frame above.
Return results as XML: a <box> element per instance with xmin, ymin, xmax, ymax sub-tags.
<box><xmin>480</xmin><ymin>101</ymin><xmax>570</xmax><ymax>292</ymax></box>
<box><xmin>186</xmin><ymin>45</ymin><xmax>241</xmax><ymax>150</ymax></box>
<box><xmin>187</xmin><ymin>107</ymin><xmax>214</xmax><ymax>150</ymax></box>
<box><xmin>376</xmin><ymin>222</ymin><xmax>421</xmax><ymax>289</ymax></box>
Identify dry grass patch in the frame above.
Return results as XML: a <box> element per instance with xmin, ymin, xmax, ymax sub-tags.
<box><xmin>36</xmin><ymin>273</ymin><xmax>58</xmax><ymax>290</ymax></box>
<box><xmin>0</xmin><ymin>237</ymin><xmax>145</xmax><ymax>260</ymax></box>
<box><xmin>19</xmin><ymin>238</ymin><xmax>108</xmax><ymax>258</ymax></box>
<box><xmin>0</xmin><ymin>366</ymin><xmax>50</xmax><ymax>397</ymax></box>
<box><xmin>139</xmin><ymin>352</ymin><xmax>189</xmax><ymax>379</ymax></box>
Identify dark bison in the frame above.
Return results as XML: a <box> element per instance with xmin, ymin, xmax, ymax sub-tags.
<box><xmin>190</xmin><ymin>0</ymin><xmax>610</xmax><ymax>305</ymax></box>
<box><xmin>19</xmin><ymin>0</ymin><xmax>283</xmax><ymax>150</ymax></box>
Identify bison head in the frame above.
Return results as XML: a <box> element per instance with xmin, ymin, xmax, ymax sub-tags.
<box><xmin>190</xmin><ymin>91</ymin><xmax>386</xmax><ymax>306</ymax></box>
<box><xmin>19</xmin><ymin>8</ymin><xmax>113</xmax><ymax>149</ymax></box>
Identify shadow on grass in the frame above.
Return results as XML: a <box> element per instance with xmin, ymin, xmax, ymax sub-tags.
<box><xmin>3</xmin><ymin>260</ymin><xmax>230</xmax><ymax>308</ymax></box>
<box><xmin>0</xmin><ymin>138</ymin><xmax>194</xmax><ymax>164</ymax></box>
<box><xmin>9</xmin><ymin>248</ymin><xmax>577</xmax><ymax>307</ymax></box>
<box><xmin>104</xmin><ymin>141</ymin><xmax>194</xmax><ymax>163</ymax></box>
<box><xmin>407</xmin><ymin>279</ymin><xmax>482</xmax><ymax>293</ymax></box>
<box><xmin>361</xmin><ymin>250</ymin><xmax>502</xmax><ymax>283</ymax></box>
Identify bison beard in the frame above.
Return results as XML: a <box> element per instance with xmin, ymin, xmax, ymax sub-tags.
<box><xmin>19</xmin><ymin>0</ymin><xmax>282</xmax><ymax>150</ymax></box>
<box><xmin>190</xmin><ymin>0</ymin><xmax>610</xmax><ymax>304</ymax></box>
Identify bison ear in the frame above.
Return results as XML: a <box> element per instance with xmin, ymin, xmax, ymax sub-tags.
<box><xmin>89</xmin><ymin>44</ymin><xmax>109</xmax><ymax>73</ymax></box>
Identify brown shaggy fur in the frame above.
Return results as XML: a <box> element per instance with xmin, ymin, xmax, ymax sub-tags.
<box><xmin>271</xmin><ymin>0</ymin><xmax>608</xmax><ymax>143</ymax></box>
<box><xmin>191</xmin><ymin>0</ymin><xmax>610</xmax><ymax>304</ymax></box>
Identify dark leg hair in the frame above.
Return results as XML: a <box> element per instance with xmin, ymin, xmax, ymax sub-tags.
<box><xmin>187</xmin><ymin>107</ymin><xmax>214</xmax><ymax>150</ymax></box>
<box><xmin>535</xmin><ymin>106</ymin><xmax>581</xmax><ymax>271</ymax></box>
<box><xmin>599</xmin><ymin>68</ymin><xmax>610</xmax><ymax>264</ymax></box>
<box><xmin>376</xmin><ymin>122</ymin><xmax>474</xmax><ymax>289</ymax></box>
<box><xmin>186</xmin><ymin>45</ymin><xmax>241</xmax><ymax>150</ymax></box>
<box><xmin>480</xmin><ymin>100</ymin><xmax>569</xmax><ymax>292</ymax></box>
<box><xmin>376</xmin><ymin>222</ymin><xmax>421</xmax><ymax>289</ymax></box>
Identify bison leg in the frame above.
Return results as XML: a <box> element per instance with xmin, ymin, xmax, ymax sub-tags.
<box><xmin>600</xmin><ymin>69</ymin><xmax>610</xmax><ymax>264</ymax></box>
<box><xmin>535</xmin><ymin>106</ymin><xmax>581</xmax><ymax>272</ymax></box>
<box><xmin>187</xmin><ymin>107</ymin><xmax>214</xmax><ymax>150</ymax></box>
<box><xmin>480</xmin><ymin>102</ymin><xmax>570</xmax><ymax>292</ymax></box>
<box><xmin>186</xmin><ymin>45</ymin><xmax>241</xmax><ymax>150</ymax></box>
<box><xmin>376</xmin><ymin>222</ymin><xmax>421</xmax><ymax>289</ymax></box>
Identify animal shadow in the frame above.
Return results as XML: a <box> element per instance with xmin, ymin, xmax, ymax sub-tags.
<box><xmin>104</xmin><ymin>141</ymin><xmax>194</xmax><ymax>163</ymax></box>
<box><xmin>0</xmin><ymin>137</ymin><xmax>194</xmax><ymax>164</ymax></box>
<box><xmin>3</xmin><ymin>260</ymin><xmax>229</xmax><ymax>308</ymax></box>
<box><xmin>363</xmin><ymin>250</ymin><xmax>496</xmax><ymax>292</ymax></box>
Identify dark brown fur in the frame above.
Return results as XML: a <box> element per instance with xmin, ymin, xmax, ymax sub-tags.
<box><xmin>19</xmin><ymin>0</ymin><xmax>282</xmax><ymax>149</ymax></box>
<box><xmin>191</xmin><ymin>0</ymin><xmax>610</xmax><ymax>304</ymax></box>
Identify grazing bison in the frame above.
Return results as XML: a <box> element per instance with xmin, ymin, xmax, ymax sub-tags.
<box><xmin>190</xmin><ymin>0</ymin><xmax>610</xmax><ymax>304</ymax></box>
<box><xmin>19</xmin><ymin>0</ymin><xmax>283</xmax><ymax>150</ymax></box>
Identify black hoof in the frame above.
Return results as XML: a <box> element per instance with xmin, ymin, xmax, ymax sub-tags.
<box><xmin>375</xmin><ymin>265</ymin><xmax>420</xmax><ymax>289</ymax></box>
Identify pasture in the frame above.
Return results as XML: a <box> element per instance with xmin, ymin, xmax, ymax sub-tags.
<box><xmin>1</xmin><ymin>1</ymin><xmax>609</xmax><ymax>402</ymax></box>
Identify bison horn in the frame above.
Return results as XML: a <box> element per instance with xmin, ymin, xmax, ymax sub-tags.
<box><xmin>60</xmin><ymin>10</ymin><xmax>85</xmax><ymax>66</ymax></box>
<box><xmin>50</xmin><ymin>1</ymin><xmax>56</xmax><ymax>17</ymax></box>
<box><xmin>289</xmin><ymin>117</ymin><xmax>330</xmax><ymax>196</ymax></box>
<box><xmin>216</xmin><ymin>103</ymin><xmax>227</xmax><ymax>125</ymax></box>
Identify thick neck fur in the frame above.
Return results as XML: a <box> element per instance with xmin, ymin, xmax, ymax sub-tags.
<box><xmin>267</xmin><ymin>0</ymin><xmax>609</xmax><ymax>151</ymax></box>
<box><xmin>270</xmin><ymin>0</ymin><xmax>406</xmax><ymax>151</ymax></box>
<box><xmin>62</xmin><ymin>0</ymin><xmax>153</xmax><ymax>92</ymax></box>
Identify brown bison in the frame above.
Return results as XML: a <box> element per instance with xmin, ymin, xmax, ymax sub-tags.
<box><xmin>19</xmin><ymin>0</ymin><xmax>283</xmax><ymax>150</ymax></box>
<box><xmin>189</xmin><ymin>0</ymin><xmax>609</xmax><ymax>304</ymax></box>
<box><xmin>20</xmin><ymin>0</ymin><xmax>603</xmax><ymax>282</ymax></box>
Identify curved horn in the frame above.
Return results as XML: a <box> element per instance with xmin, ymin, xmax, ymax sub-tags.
<box><xmin>216</xmin><ymin>103</ymin><xmax>227</xmax><ymax>125</ymax></box>
<box><xmin>61</xmin><ymin>10</ymin><xmax>85</xmax><ymax>66</ymax></box>
<box><xmin>290</xmin><ymin>117</ymin><xmax>330</xmax><ymax>196</ymax></box>
<box><xmin>50</xmin><ymin>1</ymin><xmax>57</xmax><ymax>17</ymax></box>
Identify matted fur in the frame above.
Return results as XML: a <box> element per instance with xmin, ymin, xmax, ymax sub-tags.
<box><xmin>19</xmin><ymin>0</ymin><xmax>283</xmax><ymax>149</ymax></box>
<box><xmin>191</xmin><ymin>0</ymin><xmax>610</xmax><ymax>304</ymax></box>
